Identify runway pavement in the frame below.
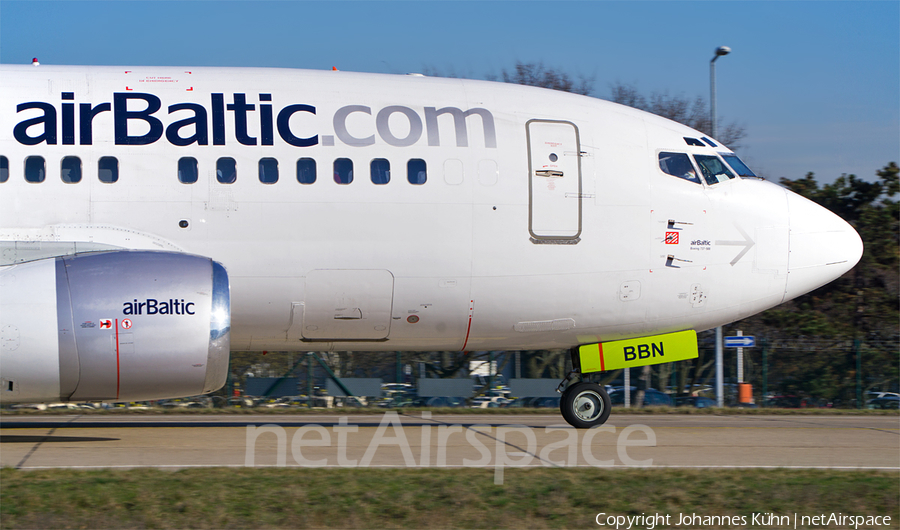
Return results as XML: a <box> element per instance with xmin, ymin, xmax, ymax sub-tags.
<box><xmin>1</xmin><ymin>413</ymin><xmax>897</xmax><ymax>471</ymax></box>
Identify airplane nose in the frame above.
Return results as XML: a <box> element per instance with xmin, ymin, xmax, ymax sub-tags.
<box><xmin>784</xmin><ymin>190</ymin><xmax>864</xmax><ymax>301</ymax></box>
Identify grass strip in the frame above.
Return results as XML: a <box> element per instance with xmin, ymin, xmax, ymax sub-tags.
<box><xmin>2</xmin><ymin>468</ymin><xmax>897</xmax><ymax>529</ymax></box>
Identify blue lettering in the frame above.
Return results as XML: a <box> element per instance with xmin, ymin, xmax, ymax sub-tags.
<box><xmin>259</xmin><ymin>94</ymin><xmax>274</xmax><ymax>146</ymax></box>
<box><xmin>277</xmin><ymin>104</ymin><xmax>317</xmax><ymax>147</ymax></box>
<box><xmin>227</xmin><ymin>93</ymin><xmax>256</xmax><ymax>146</ymax></box>
<box><xmin>12</xmin><ymin>92</ymin><xmax>496</xmax><ymax>150</ymax></box>
<box><xmin>211</xmin><ymin>93</ymin><xmax>226</xmax><ymax>145</ymax></box>
<box><xmin>62</xmin><ymin>93</ymin><xmax>75</xmax><ymax>145</ymax></box>
<box><xmin>14</xmin><ymin>102</ymin><xmax>57</xmax><ymax>145</ymax></box>
<box><xmin>114</xmin><ymin>93</ymin><xmax>163</xmax><ymax>145</ymax></box>
<box><xmin>166</xmin><ymin>103</ymin><xmax>208</xmax><ymax>146</ymax></box>
<box><xmin>79</xmin><ymin>102</ymin><xmax>111</xmax><ymax>145</ymax></box>
<box><xmin>121</xmin><ymin>299</ymin><xmax>195</xmax><ymax>315</ymax></box>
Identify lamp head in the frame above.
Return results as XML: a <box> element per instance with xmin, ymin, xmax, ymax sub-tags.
<box><xmin>715</xmin><ymin>46</ymin><xmax>732</xmax><ymax>57</ymax></box>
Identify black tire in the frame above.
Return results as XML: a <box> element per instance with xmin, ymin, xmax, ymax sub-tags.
<box><xmin>561</xmin><ymin>382</ymin><xmax>611</xmax><ymax>429</ymax></box>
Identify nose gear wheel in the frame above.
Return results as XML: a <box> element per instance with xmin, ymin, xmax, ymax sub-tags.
<box><xmin>560</xmin><ymin>382</ymin><xmax>611</xmax><ymax>428</ymax></box>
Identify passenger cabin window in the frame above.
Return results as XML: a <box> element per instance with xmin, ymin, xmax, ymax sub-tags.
<box><xmin>721</xmin><ymin>154</ymin><xmax>758</xmax><ymax>178</ymax></box>
<box><xmin>61</xmin><ymin>156</ymin><xmax>81</xmax><ymax>183</ymax></box>
<box><xmin>217</xmin><ymin>158</ymin><xmax>236</xmax><ymax>184</ymax></box>
<box><xmin>297</xmin><ymin>158</ymin><xmax>316</xmax><ymax>184</ymax></box>
<box><xmin>693</xmin><ymin>154</ymin><xmax>736</xmax><ymax>185</ymax></box>
<box><xmin>370</xmin><ymin>158</ymin><xmax>390</xmax><ymax>184</ymax></box>
<box><xmin>98</xmin><ymin>157</ymin><xmax>118</xmax><ymax>183</ymax></box>
<box><xmin>658</xmin><ymin>152</ymin><xmax>700</xmax><ymax>184</ymax></box>
<box><xmin>25</xmin><ymin>156</ymin><xmax>45</xmax><ymax>183</ymax></box>
<box><xmin>1</xmin><ymin>156</ymin><xmax>9</xmax><ymax>183</ymax></box>
<box><xmin>408</xmin><ymin>159</ymin><xmax>426</xmax><ymax>185</ymax></box>
<box><xmin>259</xmin><ymin>158</ymin><xmax>278</xmax><ymax>184</ymax></box>
<box><xmin>334</xmin><ymin>158</ymin><xmax>353</xmax><ymax>184</ymax></box>
<box><xmin>178</xmin><ymin>157</ymin><xmax>198</xmax><ymax>184</ymax></box>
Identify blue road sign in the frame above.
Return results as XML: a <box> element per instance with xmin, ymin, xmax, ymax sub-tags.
<box><xmin>725</xmin><ymin>336</ymin><xmax>756</xmax><ymax>348</ymax></box>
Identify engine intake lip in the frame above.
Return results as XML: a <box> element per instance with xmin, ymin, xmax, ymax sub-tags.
<box><xmin>204</xmin><ymin>261</ymin><xmax>231</xmax><ymax>394</ymax></box>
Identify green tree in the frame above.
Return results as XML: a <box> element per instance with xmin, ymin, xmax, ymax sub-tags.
<box><xmin>733</xmin><ymin>163</ymin><xmax>899</xmax><ymax>404</ymax></box>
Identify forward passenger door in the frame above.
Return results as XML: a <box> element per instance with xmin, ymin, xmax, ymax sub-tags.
<box><xmin>527</xmin><ymin>120</ymin><xmax>582</xmax><ymax>242</ymax></box>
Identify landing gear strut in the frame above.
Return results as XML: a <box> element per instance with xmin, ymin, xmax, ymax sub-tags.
<box><xmin>557</xmin><ymin>349</ymin><xmax>612</xmax><ymax>429</ymax></box>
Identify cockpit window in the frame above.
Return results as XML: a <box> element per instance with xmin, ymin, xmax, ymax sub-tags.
<box><xmin>683</xmin><ymin>137</ymin><xmax>705</xmax><ymax>147</ymax></box>
<box><xmin>721</xmin><ymin>154</ymin><xmax>758</xmax><ymax>178</ymax></box>
<box><xmin>658</xmin><ymin>152</ymin><xmax>701</xmax><ymax>184</ymax></box>
<box><xmin>693</xmin><ymin>154</ymin><xmax>736</xmax><ymax>185</ymax></box>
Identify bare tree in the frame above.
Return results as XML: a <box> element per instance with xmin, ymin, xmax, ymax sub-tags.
<box><xmin>424</xmin><ymin>61</ymin><xmax>747</xmax><ymax>147</ymax></box>
<box><xmin>608</xmin><ymin>82</ymin><xmax>747</xmax><ymax>148</ymax></box>
<box><xmin>493</xmin><ymin>61</ymin><xmax>595</xmax><ymax>96</ymax></box>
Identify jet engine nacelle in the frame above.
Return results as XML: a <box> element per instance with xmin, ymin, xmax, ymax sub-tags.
<box><xmin>0</xmin><ymin>251</ymin><xmax>230</xmax><ymax>403</ymax></box>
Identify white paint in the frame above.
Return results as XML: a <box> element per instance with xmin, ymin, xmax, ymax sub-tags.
<box><xmin>0</xmin><ymin>65</ymin><xmax>863</xmax><ymax>401</ymax></box>
<box><xmin>0</xmin><ymin>261</ymin><xmax>61</xmax><ymax>402</ymax></box>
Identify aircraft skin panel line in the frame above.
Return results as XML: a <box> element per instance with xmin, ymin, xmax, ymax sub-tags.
<box><xmin>0</xmin><ymin>64</ymin><xmax>863</xmax><ymax>426</ymax></box>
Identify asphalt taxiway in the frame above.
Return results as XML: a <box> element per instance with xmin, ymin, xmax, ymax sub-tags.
<box><xmin>2</xmin><ymin>413</ymin><xmax>897</xmax><ymax>470</ymax></box>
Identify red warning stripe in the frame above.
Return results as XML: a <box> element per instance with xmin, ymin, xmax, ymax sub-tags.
<box><xmin>115</xmin><ymin>319</ymin><xmax>120</xmax><ymax>400</ymax></box>
<box><xmin>461</xmin><ymin>300</ymin><xmax>475</xmax><ymax>351</ymax></box>
<box><xmin>598</xmin><ymin>343</ymin><xmax>605</xmax><ymax>372</ymax></box>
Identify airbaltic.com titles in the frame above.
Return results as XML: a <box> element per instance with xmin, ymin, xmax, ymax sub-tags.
<box><xmin>595</xmin><ymin>512</ymin><xmax>892</xmax><ymax>529</ymax></box>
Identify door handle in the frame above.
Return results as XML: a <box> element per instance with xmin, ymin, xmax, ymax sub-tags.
<box><xmin>334</xmin><ymin>308</ymin><xmax>363</xmax><ymax>320</ymax></box>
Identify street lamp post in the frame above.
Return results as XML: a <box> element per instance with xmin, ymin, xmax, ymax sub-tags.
<box><xmin>710</xmin><ymin>45</ymin><xmax>731</xmax><ymax>139</ymax></box>
<box><xmin>710</xmin><ymin>45</ymin><xmax>730</xmax><ymax>408</ymax></box>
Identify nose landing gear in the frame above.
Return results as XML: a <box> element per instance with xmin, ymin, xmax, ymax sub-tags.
<box><xmin>557</xmin><ymin>350</ymin><xmax>612</xmax><ymax>429</ymax></box>
<box><xmin>560</xmin><ymin>381</ymin><xmax>611</xmax><ymax>429</ymax></box>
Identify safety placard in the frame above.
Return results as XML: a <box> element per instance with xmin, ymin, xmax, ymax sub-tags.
<box><xmin>577</xmin><ymin>330</ymin><xmax>698</xmax><ymax>373</ymax></box>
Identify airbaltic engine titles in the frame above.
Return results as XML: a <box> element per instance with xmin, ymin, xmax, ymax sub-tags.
<box><xmin>12</xmin><ymin>92</ymin><xmax>498</xmax><ymax>149</ymax></box>
<box><xmin>123</xmin><ymin>298</ymin><xmax>195</xmax><ymax>315</ymax></box>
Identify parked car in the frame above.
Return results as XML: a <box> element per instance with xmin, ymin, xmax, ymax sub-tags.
<box><xmin>470</xmin><ymin>397</ymin><xmax>510</xmax><ymax>408</ymax></box>
<box><xmin>867</xmin><ymin>395</ymin><xmax>900</xmax><ymax>409</ymax></box>
<box><xmin>421</xmin><ymin>396</ymin><xmax>465</xmax><ymax>407</ymax></box>
<box><xmin>46</xmin><ymin>402</ymin><xmax>84</xmax><ymax>410</ymax></box>
<box><xmin>530</xmin><ymin>396</ymin><xmax>561</xmax><ymax>408</ymax></box>
<box><xmin>501</xmin><ymin>396</ymin><xmax>559</xmax><ymax>408</ymax></box>
<box><xmin>608</xmin><ymin>388</ymin><xmax>673</xmax><ymax>407</ymax></box>
<box><xmin>674</xmin><ymin>396</ymin><xmax>717</xmax><ymax>408</ymax></box>
<box><xmin>763</xmin><ymin>395</ymin><xmax>803</xmax><ymax>408</ymax></box>
<box><xmin>227</xmin><ymin>397</ymin><xmax>258</xmax><ymax>408</ymax></box>
<box><xmin>9</xmin><ymin>403</ymin><xmax>47</xmax><ymax>411</ymax></box>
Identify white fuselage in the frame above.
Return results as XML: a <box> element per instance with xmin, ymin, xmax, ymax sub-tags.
<box><xmin>0</xmin><ymin>65</ymin><xmax>862</xmax><ymax>354</ymax></box>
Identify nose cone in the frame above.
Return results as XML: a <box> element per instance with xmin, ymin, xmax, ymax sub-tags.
<box><xmin>784</xmin><ymin>191</ymin><xmax>863</xmax><ymax>301</ymax></box>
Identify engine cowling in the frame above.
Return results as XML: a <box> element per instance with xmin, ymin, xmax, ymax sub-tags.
<box><xmin>0</xmin><ymin>251</ymin><xmax>230</xmax><ymax>403</ymax></box>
